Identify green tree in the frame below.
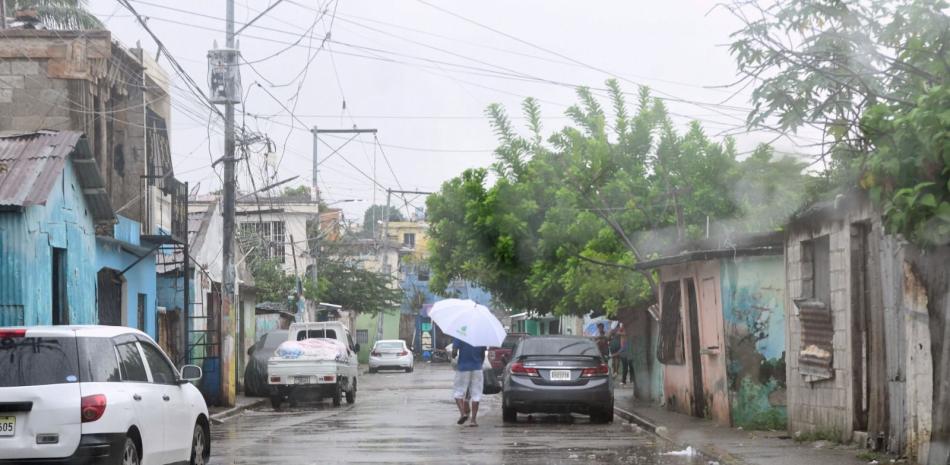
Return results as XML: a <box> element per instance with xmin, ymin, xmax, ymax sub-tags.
<box><xmin>361</xmin><ymin>204</ymin><xmax>405</xmax><ymax>238</ymax></box>
<box><xmin>724</xmin><ymin>0</ymin><xmax>949</xmax><ymax>246</ymax></box>
<box><xmin>4</xmin><ymin>0</ymin><xmax>102</xmax><ymax>30</ymax></box>
<box><xmin>427</xmin><ymin>81</ymin><xmax>807</xmax><ymax>316</ymax></box>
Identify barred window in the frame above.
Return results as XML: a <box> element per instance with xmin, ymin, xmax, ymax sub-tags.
<box><xmin>355</xmin><ymin>329</ymin><xmax>369</xmax><ymax>345</ymax></box>
<box><xmin>240</xmin><ymin>221</ymin><xmax>286</xmax><ymax>263</ymax></box>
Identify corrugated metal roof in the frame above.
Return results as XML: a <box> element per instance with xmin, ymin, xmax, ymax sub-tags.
<box><xmin>0</xmin><ymin>131</ymin><xmax>114</xmax><ymax>224</ymax></box>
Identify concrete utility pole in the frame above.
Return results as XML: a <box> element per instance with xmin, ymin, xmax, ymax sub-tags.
<box><xmin>220</xmin><ymin>0</ymin><xmax>237</xmax><ymax>408</ymax></box>
<box><xmin>309</xmin><ymin>127</ymin><xmax>376</xmax><ymax>311</ymax></box>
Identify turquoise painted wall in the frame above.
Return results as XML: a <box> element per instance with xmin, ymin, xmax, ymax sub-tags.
<box><xmin>96</xmin><ymin>216</ymin><xmax>157</xmax><ymax>337</ymax></box>
<box><xmin>0</xmin><ymin>163</ymin><xmax>99</xmax><ymax>326</ymax></box>
<box><xmin>720</xmin><ymin>255</ymin><xmax>787</xmax><ymax>430</ymax></box>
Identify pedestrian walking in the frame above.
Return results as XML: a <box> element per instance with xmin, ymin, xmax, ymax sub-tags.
<box><xmin>595</xmin><ymin>322</ymin><xmax>609</xmax><ymax>360</ymax></box>
<box><xmin>608</xmin><ymin>326</ymin><xmax>622</xmax><ymax>377</ymax></box>
<box><xmin>618</xmin><ymin>324</ymin><xmax>634</xmax><ymax>386</ymax></box>
<box><xmin>451</xmin><ymin>337</ymin><xmax>486</xmax><ymax>427</ymax></box>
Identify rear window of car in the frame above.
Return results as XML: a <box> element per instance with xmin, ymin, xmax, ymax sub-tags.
<box><xmin>517</xmin><ymin>338</ymin><xmax>600</xmax><ymax>357</ymax></box>
<box><xmin>375</xmin><ymin>341</ymin><xmax>403</xmax><ymax>350</ymax></box>
<box><xmin>297</xmin><ymin>329</ymin><xmax>336</xmax><ymax>340</ymax></box>
<box><xmin>501</xmin><ymin>335</ymin><xmax>525</xmax><ymax>349</ymax></box>
<box><xmin>0</xmin><ymin>336</ymin><xmax>80</xmax><ymax>387</ymax></box>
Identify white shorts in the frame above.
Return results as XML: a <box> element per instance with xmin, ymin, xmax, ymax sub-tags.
<box><xmin>453</xmin><ymin>369</ymin><xmax>484</xmax><ymax>402</ymax></box>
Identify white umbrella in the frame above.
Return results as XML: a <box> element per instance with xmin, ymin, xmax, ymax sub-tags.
<box><xmin>428</xmin><ymin>299</ymin><xmax>506</xmax><ymax>347</ymax></box>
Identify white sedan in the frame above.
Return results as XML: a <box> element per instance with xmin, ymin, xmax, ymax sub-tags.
<box><xmin>0</xmin><ymin>326</ymin><xmax>209</xmax><ymax>465</ymax></box>
<box><xmin>368</xmin><ymin>340</ymin><xmax>414</xmax><ymax>373</ymax></box>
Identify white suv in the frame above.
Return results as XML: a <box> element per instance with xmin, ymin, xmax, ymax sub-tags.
<box><xmin>0</xmin><ymin>326</ymin><xmax>210</xmax><ymax>465</ymax></box>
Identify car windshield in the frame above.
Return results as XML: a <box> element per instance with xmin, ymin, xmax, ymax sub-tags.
<box><xmin>0</xmin><ymin>336</ymin><xmax>80</xmax><ymax>387</ymax></box>
<box><xmin>264</xmin><ymin>332</ymin><xmax>287</xmax><ymax>350</ymax></box>
<box><xmin>375</xmin><ymin>342</ymin><xmax>403</xmax><ymax>350</ymax></box>
<box><xmin>517</xmin><ymin>338</ymin><xmax>600</xmax><ymax>357</ymax></box>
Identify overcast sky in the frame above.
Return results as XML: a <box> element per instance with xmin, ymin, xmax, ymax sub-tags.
<box><xmin>91</xmin><ymin>0</ymin><xmax>819</xmax><ymax>221</ymax></box>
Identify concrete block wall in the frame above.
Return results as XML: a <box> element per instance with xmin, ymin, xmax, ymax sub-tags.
<box><xmin>0</xmin><ymin>58</ymin><xmax>73</xmax><ymax>133</ymax></box>
<box><xmin>786</xmin><ymin>220</ymin><xmax>857</xmax><ymax>440</ymax></box>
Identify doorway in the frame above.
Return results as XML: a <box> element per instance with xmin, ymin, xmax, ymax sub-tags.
<box><xmin>850</xmin><ymin>222</ymin><xmax>871</xmax><ymax>433</ymax></box>
<box><xmin>97</xmin><ymin>268</ymin><xmax>125</xmax><ymax>326</ymax></box>
<box><xmin>684</xmin><ymin>278</ymin><xmax>706</xmax><ymax>418</ymax></box>
<box><xmin>52</xmin><ymin>248</ymin><xmax>68</xmax><ymax>325</ymax></box>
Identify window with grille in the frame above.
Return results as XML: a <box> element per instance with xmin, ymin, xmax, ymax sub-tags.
<box><xmin>403</xmin><ymin>233</ymin><xmax>416</xmax><ymax>248</ymax></box>
<box><xmin>240</xmin><ymin>221</ymin><xmax>286</xmax><ymax>263</ymax></box>
<box><xmin>355</xmin><ymin>329</ymin><xmax>369</xmax><ymax>345</ymax></box>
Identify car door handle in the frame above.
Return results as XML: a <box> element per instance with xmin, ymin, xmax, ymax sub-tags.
<box><xmin>162</xmin><ymin>395</ymin><xmax>170</xmax><ymax>402</ymax></box>
<box><xmin>133</xmin><ymin>394</ymin><xmax>142</xmax><ymax>401</ymax></box>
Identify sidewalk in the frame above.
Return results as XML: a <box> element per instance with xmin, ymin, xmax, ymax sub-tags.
<box><xmin>613</xmin><ymin>388</ymin><xmax>872</xmax><ymax>465</ymax></box>
<box><xmin>208</xmin><ymin>394</ymin><xmax>267</xmax><ymax>423</ymax></box>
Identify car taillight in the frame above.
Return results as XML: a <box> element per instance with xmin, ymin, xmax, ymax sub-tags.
<box><xmin>270</xmin><ymin>376</ymin><xmax>281</xmax><ymax>383</ymax></box>
<box><xmin>81</xmin><ymin>394</ymin><xmax>106</xmax><ymax>423</ymax></box>
<box><xmin>0</xmin><ymin>329</ymin><xmax>26</xmax><ymax>338</ymax></box>
<box><xmin>399</xmin><ymin>351</ymin><xmax>408</xmax><ymax>356</ymax></box>
<box><xmin>580</xmin><ymin>363</ymin><xmax>610</xmax><ymax>378</ymax></box>
<box><xmin>509</xmin><ymin>362</ymin><xmax>539</xmax><ymax>377</ymax></box>
<box><xmin>371</xmin><ymin>351</ymin><xmax>381</xmax><ymax>357</ymax></box>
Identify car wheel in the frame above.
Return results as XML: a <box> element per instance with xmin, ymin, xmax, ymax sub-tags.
<box><xmin>190</xmin><ymin>423</ymin><xmax>208</xmax><ymax>465</ymax></box>
<box><xmin>405</xmin><ymin>366</ymin><xmax>412</xmax><ymax>373</ymax></box>
<box><xmin>120</xmin><ymin>436</ymin><xmax>140</xmax><ymax>465</ymax></box>
<box><xmin>332</xmin><ymin>381</ymin><xmax>343</xmax><ymax>407</ymax></box>
<box><xmin>502</xmin><ymin>405</ymin><xmax>517</xmax><ymax>423</ymax></box>
<box><xmin>270</xmin><ymin>395</ymin><xmax>282</xmax><ymax>410</ymax></box>
<box><xmin>346</xmin><ymin>378</ymin><xmax>356</xmax><ymax>404</ymax></box>
<box><xmin>590</xmin><ymin>406</ymin><xmax>614</xmax><ymax>424</ymax></box>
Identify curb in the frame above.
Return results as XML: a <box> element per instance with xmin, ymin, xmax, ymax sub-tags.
<box><xmin>613</xmin><ymin>406</ymin><xmax>746</xmax><ymax>465</ymax></box>
<box><xmin>210</xmin><ymin>398</ymin><xmax>268</xmax><ymax>424</ymax></box>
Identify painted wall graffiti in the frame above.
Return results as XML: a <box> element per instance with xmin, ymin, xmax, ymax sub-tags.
<box><xmin>721</xmin><ymin>256</ymin><xmax>788</xmax><ymax>430</ymax></box>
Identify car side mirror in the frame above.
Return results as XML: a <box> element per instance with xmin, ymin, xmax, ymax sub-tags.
<box><xmin>247</xmin><ymin>347</ymin><xmax>255</xmax><ymax>356</ymax></box>
<box><xmin>180</xmin><ymin>365</ymin><xmax>202</xmax><ymax>383</ymax></box>
<box><xmin>353</xmin><ymin>343</ymin><xmax>361</xmax><ymax>353</ymax></box>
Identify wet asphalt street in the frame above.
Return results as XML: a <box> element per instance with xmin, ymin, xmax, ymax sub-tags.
<box><xmin>209</xmin><ymin>364</ymin><xmax>709</xmax><ymax>465</ymax></box>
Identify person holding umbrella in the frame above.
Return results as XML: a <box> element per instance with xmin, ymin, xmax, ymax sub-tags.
<box><xmin>451</xmin><ymin>338</ymin><xmax>485</xmax><ymax>426</ymax></box>
<box><xmin>428</xmin><ymin>299</ymin><xmax>507</xmax><ymax>428</ymax></box>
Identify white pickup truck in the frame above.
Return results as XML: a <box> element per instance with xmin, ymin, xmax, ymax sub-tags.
<box><xmin>267</xmin><ymin>321</ymin><xmax>360</xmax><ymax>409</ymax></box>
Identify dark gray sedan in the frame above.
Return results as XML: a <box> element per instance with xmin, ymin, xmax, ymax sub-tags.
<box><xmin>501</xmin><ymin>336</ymin><xmax>613</xmax><ymax>423</ymax></box>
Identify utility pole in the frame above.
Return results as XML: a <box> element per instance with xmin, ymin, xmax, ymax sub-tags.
<box><xmin>220</xmin><ymin>0</ymin><xmax>238</xmax><ymax>408</ymax></box>
<box><xmin>309</xmin><ymin>128</ymin><xmax>376</xmax><ymax>316</ymax></box>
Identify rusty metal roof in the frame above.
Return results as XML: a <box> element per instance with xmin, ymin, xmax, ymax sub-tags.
<box><xmin>0</xmin><ymin>131</ymin><xmax>115</xmax><ymax>224</ymax></box>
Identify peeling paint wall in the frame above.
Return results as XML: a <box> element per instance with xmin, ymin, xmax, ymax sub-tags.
<box><xmin>0</xmin><ymin>163</ymin><xmax>98</xmax><ymax>326</ymax></box>
<box><xmin>721</xmin><ymin>255</ymin><xmax>788</xmax><ymax>430</ymax></box>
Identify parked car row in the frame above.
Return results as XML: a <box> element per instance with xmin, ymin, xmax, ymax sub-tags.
<box><xmin>0</xmin><ymin>325</ymin><xmax>210</xmax><ymax>465</ymax></box>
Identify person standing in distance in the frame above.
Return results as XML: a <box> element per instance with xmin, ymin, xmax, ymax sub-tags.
<box><xmin>451</xmin><ymin>337</ymin><xmax>486</xmax><ymax>427</ymax></box>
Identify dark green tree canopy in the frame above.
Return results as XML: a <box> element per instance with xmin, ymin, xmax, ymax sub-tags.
<box><xmin>427</xmin><ymin>81</ymin><xmax>809</xmax><ymax>317</ymax></box>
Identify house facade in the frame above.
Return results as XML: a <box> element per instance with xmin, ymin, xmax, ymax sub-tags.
<box><xmin>784</xmin><ymin>192</ymin><xmax>948</xmax><ymax>464</ymax></box>
<box><xmin>0</xmin><ymin>131</ymin><xmax>113</xmax><ymax>327</ymax></box>
<box><xmin>0</xmin><ymin>29</ymin><xmax>187</xmax><ymax>355</ymax></box>
<box><xmin>636</xmin><ymin>233</ymin><xmax>788</xmax><ymax>429</ymax></box>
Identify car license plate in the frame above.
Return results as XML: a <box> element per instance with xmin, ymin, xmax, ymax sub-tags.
<box><xmin>0</xmin><ymin>416</ymin><xmax>14</xmax><ymax>437</ymax></box>
<box><xmin>294</xmin><ymin>376</ymin><xmax>310</xmax><ymax>384</ymax></box>
<box><xmin>550</xmin><ymin>370</ymin><xmax>571</xmax><ymax>381</ymax></box>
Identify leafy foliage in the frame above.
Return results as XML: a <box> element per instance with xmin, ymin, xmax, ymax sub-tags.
<box><xmin>427</xmin><ymin>81</ymin><xmax>809</xmax><ymax>316</ymax></box>
<box><xmin>725</xmin><ymin>0</ymin><xmax>950</xmax><ymax>246</ymax></box>
<box><xmin>4</xmin><ymin>0</ymin><xmax>103</xmax><ymax>30</ymax></box>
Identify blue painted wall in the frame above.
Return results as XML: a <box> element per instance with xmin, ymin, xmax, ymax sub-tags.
<box><xmin>720</xmin><ymin>255</ymin><xmax>787</xmax><ymax>430</ymax></box>
<box><xmin>0</xmin><ymin>163</ymin><xmax>99</xmax><ymax>326</ymax></box>
<box><xmin>95</xmin><ymin>215</ymin><xmax>157</xmax><ymax>337</ymax></box>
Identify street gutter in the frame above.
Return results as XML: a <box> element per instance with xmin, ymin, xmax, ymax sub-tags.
<box><xmin>210</xmin><ymin>398</ymin><xmax>268</xmax><ymax>424</ymax></box>
<box><xmin>613</xmin><ymin>406</ymin><xmax>747</xmax><ymax>465</ymax></box>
